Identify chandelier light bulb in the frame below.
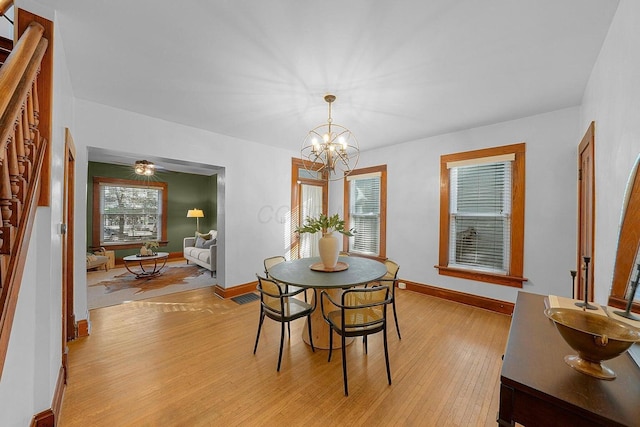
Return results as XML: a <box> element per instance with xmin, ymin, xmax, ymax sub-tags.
<box><xmin>134</xmin><ymin>160</ymin><xmax>155</xmax><ymax>176</ymax></box>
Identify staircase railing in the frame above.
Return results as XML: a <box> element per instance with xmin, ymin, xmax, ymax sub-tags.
<box><xmin>0</xmin><ymin>16</ymin><xmax>49</xmax><ymax>376</ymax></box>
<box><xmin>0</xmin><ymin>0</ymin><xmax>12</xmax><ymax>17</ymax></box>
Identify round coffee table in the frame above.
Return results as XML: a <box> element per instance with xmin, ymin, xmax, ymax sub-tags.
<box><xmin>122</xmin><ymin>252</ymin><xmax>169</xmax><ymax>278</ymax></box>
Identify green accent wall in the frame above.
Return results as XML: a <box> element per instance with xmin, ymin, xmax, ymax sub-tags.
<box><xmin>87</xmin><ymin>162</ymin><xmax>217</xmax><ymax>259</ymax></box>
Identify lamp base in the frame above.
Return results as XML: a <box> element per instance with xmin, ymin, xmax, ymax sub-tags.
<box><xmin>613</xmin><ymin>310</ymin><xmax>640</xmax><ymax>321</ymax></box>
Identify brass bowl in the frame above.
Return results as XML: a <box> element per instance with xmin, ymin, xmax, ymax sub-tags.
<box><xmin>545</xmin><ymin>308</ymin><xmax>640</xmax><ymax>380</ymax></box>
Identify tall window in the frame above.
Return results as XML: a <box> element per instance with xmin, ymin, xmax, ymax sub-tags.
<box><xmin>344</xmin><ymin>165</ymin><xmax>386</xmax><ymax>259</ymax></box>
<box><xmin>92</xmin><ymin>177</ymin><xmax>168</xmax><ymax>249</ymax></box>
<box><xmin>290</xmin><ymin>158</ymin><xmax>327</xmax><ymax>260</ymax></box>
<box><xmin>437</xmin><ymin>144</ymin><xmax>526</xmax><ymax>287</ymax></box>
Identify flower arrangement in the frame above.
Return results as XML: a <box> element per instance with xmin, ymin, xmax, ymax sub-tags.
<box><xmin>144</xmin><ymin>240</ymin><xmax>159</xmax><ymax>250</ymax></box>
<box><xmin>139</xmin><ymin>240</ymin><xmax>159</xmax><ymax>256</ymax></box>
<box><xmin>296</xmin><ymin>213</ymin><xmax>355</xmax><ymax>236</ymax></box>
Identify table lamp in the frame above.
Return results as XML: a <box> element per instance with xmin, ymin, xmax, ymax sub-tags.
<box><xmin>187</xmin><ymin>209</ymin><xmax>204</xmax><ymax>232</ymax></box>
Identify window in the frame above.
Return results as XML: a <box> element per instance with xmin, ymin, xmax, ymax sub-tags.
<box><xmin>92</xmin><ymin>177</ymin><xmax>168</xmax><ymax>249</ymax></box>
<box><xmin>344</xmin><ymin>165</ymin><xmax>386</xmax><ymax>259</ymax></box>
<box><xmin>437</xmin><ymin>144</ymin><xmax>526</xmax><ymax>287</ymax></box>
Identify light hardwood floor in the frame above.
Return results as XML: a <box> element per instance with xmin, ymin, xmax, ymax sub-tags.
<box><xmin>59</xmin><ymin>286</ymin><xmax>512</xmax><ymax>426</ymax></box>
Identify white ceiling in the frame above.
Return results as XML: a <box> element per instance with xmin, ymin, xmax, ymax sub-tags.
<box><xmin>43</xmin><ymin>0</ymin><xmax>618</xmax><ymax>171</ymax></box>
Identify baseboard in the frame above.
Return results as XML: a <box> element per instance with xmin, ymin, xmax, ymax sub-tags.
<box><xmin>31</xmin><ymin>409</ymin><xmax>54</xmax><ymax>427</ymax></box>
<box><xmin>52</xmin><ymin>364</ymin><xmax>65</xmax><ymax>418</ymax></box>
<box><xmin>77</xmin><ymin>319</ymin><xmax>89</xmax><ymax>337</ymax></box>
<box><xmin>31</xmin><ymin>365</ymin><xmax>63</xmax><ymax>426</ymax></box>
<box><xmin>400</xmin><ymin>280</ymin><xmax>514</xmax><ymax>315</ymax></box>
<box><xmin>214</xmin><ymin>281</ymin><xmax>258</xmax><ymax>299</ymax></box>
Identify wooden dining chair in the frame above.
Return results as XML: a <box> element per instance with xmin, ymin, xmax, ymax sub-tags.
<box><xmin>264</xmin><ymin>255</ymin><xmax>308</xmax><ymax>302</ymax></box>
<box><xmin>320</xmin><ymin>285</ymin><xmax>392</xmax><ymax>396</ymax></box>
<box><xmin>253</xmin><ymin>275</ymin><xmax>316</xmax><ymax>372</ymax></box>
<box><xmin>368</xmin><ymin>259</ymin><xmax>401</xmax><ymax>339</ymax></box>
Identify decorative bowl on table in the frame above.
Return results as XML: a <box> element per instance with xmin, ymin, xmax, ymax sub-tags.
<box><xmin>544</xmin><ymin>308</ymin><xmax>640</xmax><ymax>380</ymax></box>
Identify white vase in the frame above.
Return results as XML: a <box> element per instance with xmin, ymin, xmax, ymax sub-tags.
<box><xmin>319</xmin><ymin>231</ymin><xmax>340</xmax><ymax>268</ymax></box>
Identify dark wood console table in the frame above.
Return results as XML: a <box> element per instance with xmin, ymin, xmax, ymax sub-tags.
<box><xmin>498</xmin><ymin>292</ymin><xmax>640</xmax><ymax>426</ymax></box>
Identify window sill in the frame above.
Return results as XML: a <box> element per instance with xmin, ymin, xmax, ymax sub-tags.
<box><xmin>97</xmin><ymin>240</ymin><xmax>168</xmax><ymax>251</ymax></box>
<box><xmin>434</xmin><ymin>265</ymin><xmax>526</xmax><ymax>288</ymax></box>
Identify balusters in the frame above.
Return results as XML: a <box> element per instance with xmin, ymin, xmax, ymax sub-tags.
<box><xmin>0</xmin><ymin>82</ymin><xmax>41</xmax><ymax>255</ymax></box>
<box><xmin>14</xmin><ymin>116</ymin><xmax>27</xmax><ymax>178</ymax></box>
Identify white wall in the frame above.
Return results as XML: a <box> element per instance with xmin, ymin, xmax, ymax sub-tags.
<box><xmin>581</xmin><ymin>0</ymin><xmax>640</xmax><ymax>304</ymax></box>
<box><xmin>333</xmin><ymin>107</ymin><xmax>581</xmax><ymax>304</ymax></box>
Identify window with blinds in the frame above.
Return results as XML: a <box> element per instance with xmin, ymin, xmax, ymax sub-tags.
<box><xmin>438</xmin><ymin>143</ymin><xmax>526</xmax><ymax>287</ymax></box>
<box><xmin>349</xmin><ymin>175</ymin><xmax>381</xmax><ymax>255</ymax></box>
<box><xmin>448</xmin><ymin>161</ymin><xmax>511</xmax><ymax>273</ymax></box>
<box><xmin>345</xmin><ymin>165</ymin><xmax>387</xmax><ymax>258</ymax></box>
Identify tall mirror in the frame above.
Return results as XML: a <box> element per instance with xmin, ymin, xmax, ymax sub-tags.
<box><xmin>609</xmin><ymin>156</ymin><xmax>640</xmax><ymax>312</ymax></box>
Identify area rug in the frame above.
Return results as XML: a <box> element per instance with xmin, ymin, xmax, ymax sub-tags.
<box><xmin>87</xmin><ymin>263</ymin><xmax>216</xmax><ymax>309</ymax></box>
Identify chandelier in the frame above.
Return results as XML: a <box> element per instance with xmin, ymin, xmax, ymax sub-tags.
<box><xmin>134</xmin><ymin>160</ymin><xmax>155</xmax><ymax>176</ymax></box>
<box><xmin>301</xmin><ymin>94</ymin><xmax>359</xmax><ymax>180</ymax></box>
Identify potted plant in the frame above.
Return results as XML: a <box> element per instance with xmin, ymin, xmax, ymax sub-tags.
<box><xmin>296</xmin><ymin>214</ymin><xmax>355</xmax><ymax>268</ymax></box>
<box><xmin>140</xmin><ymin>240</ymin><xmax>159</xmax><ymax>256</ymax></box>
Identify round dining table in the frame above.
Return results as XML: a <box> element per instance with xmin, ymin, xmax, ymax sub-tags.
<box><xmin>268</xmin><ymin>256</ymin><xmax>387</xmax><ymax>349</ymax></box>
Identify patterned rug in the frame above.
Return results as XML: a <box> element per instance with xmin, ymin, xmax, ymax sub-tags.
<box><xmin>87</xmin><ymin>262</ymin><xmax>216</xmax><ymax>309</ymax></box>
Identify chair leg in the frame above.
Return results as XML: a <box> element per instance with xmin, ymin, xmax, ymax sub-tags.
<box><xmin>306</xmin><ymin>315</ymin><xmax>315</xmax><ymax>352</ymax></box>
<box><xmin>383</xmin><ymin>325</ymin><xmax>392</xmax><ymax>385</ymax></box>
<box><xmin>364</xmin><ymin>335</ymin><xmax>368</xmax><ymax>354</ymax></box>
<box><xmin>392</xmin><ymin>299</ymin><xmax>401</xmax><ymax>339</ymax></box>
<box><xmin>277</xmin><ymin>320</ymin><xmax>285</xmax><ymax>372</ymax></box>
<box><xmin>253</xmin><ymin>312</ymin><xmax>265</xmax><ymax>354</ymax></box>
<box><xmin>342</xmin><ymin>333</ymin><xmax>349</xmax><ymax>396</ymax></box>
<box><xmin>328</xmin><ymin>327</ymin><xmax>334</xmax><ymax>362</ymax></box>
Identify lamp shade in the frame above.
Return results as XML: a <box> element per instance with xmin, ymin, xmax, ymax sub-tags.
<box><xmin>187</xmin><ymin>209</ymin><xmax>204</xmax><ymax>218</ymax></box>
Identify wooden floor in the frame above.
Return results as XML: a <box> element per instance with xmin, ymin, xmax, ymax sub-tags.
<box><xmin>59</xmin><ymin>286</ymin><xmax>512</xmax><ymax>426</ymax></box>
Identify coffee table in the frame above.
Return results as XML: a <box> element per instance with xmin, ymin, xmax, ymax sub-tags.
<box><xmin>122</xmin><ymin>252</ymin><xmax>169</xmax><ymax>278</ymax></box>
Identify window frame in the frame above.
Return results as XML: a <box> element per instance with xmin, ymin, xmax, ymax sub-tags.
<box><xmin>343</xmin><ymin>165</ymin><xmax>387</xmax><ymax>260</ymax></box>
<box><xmin>437</xmin><ymin>143</ymin><xmax>526</xmax><ymax>287</ymax></box>
<box><xmin>92</xmin><ymin>177</ymin><xmax>168</xmax><ymax>250</ymax></box>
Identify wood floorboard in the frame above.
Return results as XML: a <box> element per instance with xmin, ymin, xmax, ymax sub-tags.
<box><xmin>59</xmin><ymin>286</ymin><xmax>512</xmax><ymax>426</ymax></box>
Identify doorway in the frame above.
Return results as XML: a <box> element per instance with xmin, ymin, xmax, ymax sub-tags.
<box><xmin>576</xmin><ymin>122</ymin><xmax>595</xmax><ymax>300</ymax></box>
<box><xmin>289</xmin><ymin>158</ymin><xmax>327</xmax><ymax>260</ymax></box>
<box><xmin>62</xmin><ymin>128</ymin><xmax>76</xmax><ymax>380</ymax></box>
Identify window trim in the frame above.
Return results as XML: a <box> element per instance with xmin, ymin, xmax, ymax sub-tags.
<box><xmin>436</xmin><ymin>143</ymin><xmax>526</xmax><ymax>287</ymax></box>
<box><xmin>92</xmin><ymin>176</ymin><xmax>168</xmax><ymax>250</ymax></box>
<box><xmin>343</xmin><ymin>165</ymin><xmax>387</xmax><ymax>260</ymax></box>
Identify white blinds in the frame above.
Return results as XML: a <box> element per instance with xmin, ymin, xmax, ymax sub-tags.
<box><xmin>448</xmin><ymin>161</ymin><xmax>512</xmax><ymax>273</ymax></box>
<box><xmin>349</xmin><ymin>175</ymin><xmax>381</xmax><ymax>256</ymax></box>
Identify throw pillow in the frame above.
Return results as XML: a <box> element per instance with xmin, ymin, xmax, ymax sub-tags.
<box><xmin>208</xmin><ymin>230</ymin><xmax>218</xmax><ymax>240</ymax></box>
<box><xmin>195</xmin><ymin>235</ymin><xmax>208</xmax><ymax>248</ymax></box>
<box><xmin>195</xmin><ymin>231</ymin><xmax>211</xmax><ymax>240</ymax></box>
<box><xmin>202</xmin><ymin>238</ymin><xmax>216</xmax><ymax>249</ymax></box>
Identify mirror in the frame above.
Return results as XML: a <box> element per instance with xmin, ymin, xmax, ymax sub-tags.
<box><xmin>609</xmin><ymin>156</ymin><xmax>640</xmax><ymax>312</ymax></box>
